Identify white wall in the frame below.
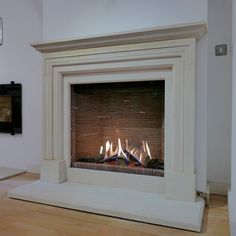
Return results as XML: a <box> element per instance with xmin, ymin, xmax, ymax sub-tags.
<box><xmin>43</xmin><ymin>0</ymin><xmax>208</xmax><ymax>192</ymax></box>
<box><xmin>43</xmin><ymin>0</ymin><xmax>207</xmax><ymax>41</ymax></box>
<box><xmin>0</xmin><ymin>0</ymin><xmax>43</xmax><ymax>171</ymax></box>
<box><xmin>207</xmin><ymin>0</ymin><xmax>232</xmax><ymax>188</ymax></box>
<box><xmin>230</xmin><ymin>0</ymin><xmax>236</xmax><ymax>234</ymax></box>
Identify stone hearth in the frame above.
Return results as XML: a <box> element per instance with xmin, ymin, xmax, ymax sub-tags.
<box><xmin>8</xmin><ymin>22</ymin><xmax>207</xmax><ymax>231</ymax></box>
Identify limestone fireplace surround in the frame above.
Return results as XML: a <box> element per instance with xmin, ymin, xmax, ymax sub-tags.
<box><xmin>8</xmin><ymin>22</ymin><xmax>207</xmax><ymax>231</ymax></box>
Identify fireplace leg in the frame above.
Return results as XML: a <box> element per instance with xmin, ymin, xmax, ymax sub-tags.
<box><xmin>165</xmin><ymin>171</ymin><xmax>196</xmax><ymax>202</ymax></box>
<box><xmin>40</xmin><ymin>160</ymin><xmax>66</xmax><ymax>184</ymax></box>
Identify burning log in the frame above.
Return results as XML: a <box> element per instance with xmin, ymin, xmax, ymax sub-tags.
<box><xmin>101</xmin><ymin>155</ymin><xmax>118</xmax><ymax>163</ymax></box>
<box><xmin>125</xmin><ymin>148</ymin><xmax>143</xmax><ymax>166</ymax></box>
<box><xmin>97</xmin><ymin>138</ymin><xmax>163</xmax><ymax>169</ymax></box>
<box><xmin>77</xmin><ymin>139</ymin><xmax>164</xmax><ymax>170</ymax></box>
<box><xmin>145</xmin><ymin>158</ymin><xmax>164</xmax><ymax>170</ymax></box>
<box><xmin>125</xmin><ymin>140</ymin><xmax>152</xmax><ymax>166</ymax></box>
<box><xmin>77</xmin><ymin>156</ymin><xmax>103</xmax><ymax>163</ymax></box>
<box><xmin>123</xmin><ymin>140</ymin><xmax>143</xmax><ymax>166</ymax></box>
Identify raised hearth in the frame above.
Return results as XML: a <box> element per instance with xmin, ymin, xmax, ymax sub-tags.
<box><xmin>8</xmin><ymin>22</ymin><xmax>207</xmax><ymax>231</ymax></box>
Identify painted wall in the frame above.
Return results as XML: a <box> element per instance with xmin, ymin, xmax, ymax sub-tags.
<box><xmin>230</xmin><ymin>0</ymin><xmax>236</xmax><ymax>234</ymax></box>
<box><xmin>43</xmin><ymin>0</ymin><xmax>208</xmax><ymax>192</ymax></box>
<box><xmin>43</xmin><ymin>0</ymin><xmax>207</xmax><ymax>41</ymax></box>
<box><xmin>207</xmin><ymin>0</ymin><xmax>232</xmax><ymax>189</ymax></box>
<box><xmin>0</xmin><ymin>0</ymin><xmax>43</xmax><ymax>171</ymax></box>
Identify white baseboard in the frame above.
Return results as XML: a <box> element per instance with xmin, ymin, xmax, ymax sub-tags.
<box><xmin>231</xmin><ymin>222</ymin><xmax>236</xmax><ymax>236</ymax></box>
<box><xmin>228</xmin><ymin>191</ymin><xmax>236</xmax><ymax>236</ymax></box>
<box><xmin>27</xmin><ymin>164</ymin><xmax>40</xmax><ymax>174</ymax></box>
<box><xmin>208</xmin><ymin>182</ymin><xmax>229</xmax><ymax>195</ymax></box>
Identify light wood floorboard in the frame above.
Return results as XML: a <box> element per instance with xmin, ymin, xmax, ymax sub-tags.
<box><xmin>0</xmin><ymin>173</ymin><xmax>230</xmax><ymax>236</ymax></box>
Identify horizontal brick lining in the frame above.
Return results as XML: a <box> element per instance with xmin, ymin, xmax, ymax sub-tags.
<box><xmin>72</xmin><ymin>162</ymin><xmax>164</xmax><ymax>177</ymax></box>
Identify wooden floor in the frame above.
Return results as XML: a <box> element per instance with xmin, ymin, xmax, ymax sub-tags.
<box><xmin>0</xmin><ymin>173</ymin><xmax>230</xmax><ymax>236</ymax></box>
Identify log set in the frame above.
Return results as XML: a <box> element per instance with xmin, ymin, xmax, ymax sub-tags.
<box><xmin>72</xmin><ymin>138</ymin><xmax>164</xmax><ymax>176</ymax></box>
<box><xmin>76</xmin><ymin>155</ymin><xmax>164</xmax><ymax>170</ymax></box>
<box><xmin>72</xmin><ymin>162</ymin><xmax>164</xmax><ymax>177</ymax></box>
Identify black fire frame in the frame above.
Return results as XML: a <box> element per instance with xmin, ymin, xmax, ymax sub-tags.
<box><xmin>0</xmin><ymin>81</ymin><xmax>22</xmax><ymax>135</ymax></box>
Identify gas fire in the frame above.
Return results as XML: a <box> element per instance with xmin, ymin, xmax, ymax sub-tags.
<box><xmin>99</xmin><ymin>138</ymin><xmax>151</xmax><ymax>166</ymax></box>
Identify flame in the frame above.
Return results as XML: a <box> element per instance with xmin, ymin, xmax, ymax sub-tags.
<box><xmin>114</xmin><ymin>145</ymin><xmax>119</xmax><ymax>155</ymax></box>
<box><xmin>142</xmin><ymin>140</ymin><xmax>146</xmax><ymax>152</ymax></box>
<box><xmin>105</xmin><ymin>141</ymin><xmax>110</xmax><ymax>152</ymax></box>
<box><xmin>145</xmin><ymin>141</ymin><xmax>152</xmax><ymax>159</ymax></box>
<box><xmin>110</xmin><ymin>142</ymin><xmax>117</xmax><ymax>156</ymax></box>
<box><xmin>130</xmin><ymin>148</ymin><xmax>136</xmax><ymax>155</ymax></box>
<box><xmin>118</xmin><ymin>138</ymin><xmax>122</xmax><ymax>156</ymax></box>
<box><xmin>100</xmin><ymin>146</ymin><xmax>103</xmax><ymax>154</ymax></box>
<box><xmin>140</xmin><ymin>153</ymin><xmax>143</xmax><ymax>164</ymax></box>
<box><xmin>110</xmin><ymin>142</ymin><xmax>113</xmax><ymax>155</ymax></box>
<box><xmin>101</xmin><ymin>138</ymin><xmax>151</xmax><ymax>163</ymax></box>
<box><xmin>117</xmin><ymin>138</ymin><xmax>128</xmax><ymax>160</ymax></box>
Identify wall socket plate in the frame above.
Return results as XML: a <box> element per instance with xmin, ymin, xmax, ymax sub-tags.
<box><xmin>215</xmin><ymin>44</ymin><xmax>227</xmax><ymax>56</ymax></box>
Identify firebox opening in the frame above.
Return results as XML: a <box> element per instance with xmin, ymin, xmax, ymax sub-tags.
<box><xmin>71</xmin><ymin>80</ymin><xmax>165</xmax><ymax>177</ymax></box>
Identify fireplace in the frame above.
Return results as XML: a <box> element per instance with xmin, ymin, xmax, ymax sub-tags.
<box><xmin>71</xmin><ymin>81</ymin><xmax>164</xmax><ymax>176</ymax></box>
<box><xmin>8</xmin><ymin>23</ymin><xmax>207</xmax><ymax>231</ymax></box>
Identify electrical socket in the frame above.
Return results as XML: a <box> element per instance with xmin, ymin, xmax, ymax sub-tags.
<box><xmin>215</xmin><ymin>44</ymin><xmax>227</xmax><ymax>56</ymax></box>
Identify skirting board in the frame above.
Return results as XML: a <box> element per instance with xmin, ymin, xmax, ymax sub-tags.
<box><xmin>228</xmin><ymin>191</ymin><xmax>236</xmax><ymax>236</ymax></box>
<box><xmin>0</xmin><ymin>167</ymin><xmax>26</xmax><ymax>180</ymax></box>
<box><xmin>8</xmin><ymin>180</ymin><xmax>205</xmax><ymax>232</ymax></box>
<box><xmin>208</xmin><ymin>182</ymin><xmax>229</xmax><ymax>195</ymax></box>
<box><xmin>26</xmin><ymin>164</ymin><xmax>40</xmax><ymax>174</ymax></box>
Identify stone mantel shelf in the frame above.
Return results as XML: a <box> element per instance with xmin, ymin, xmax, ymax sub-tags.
<box><xmin>32</xmin><ymin>22</ymin><xmax>207</xmax><ymax>53</ymax></box>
